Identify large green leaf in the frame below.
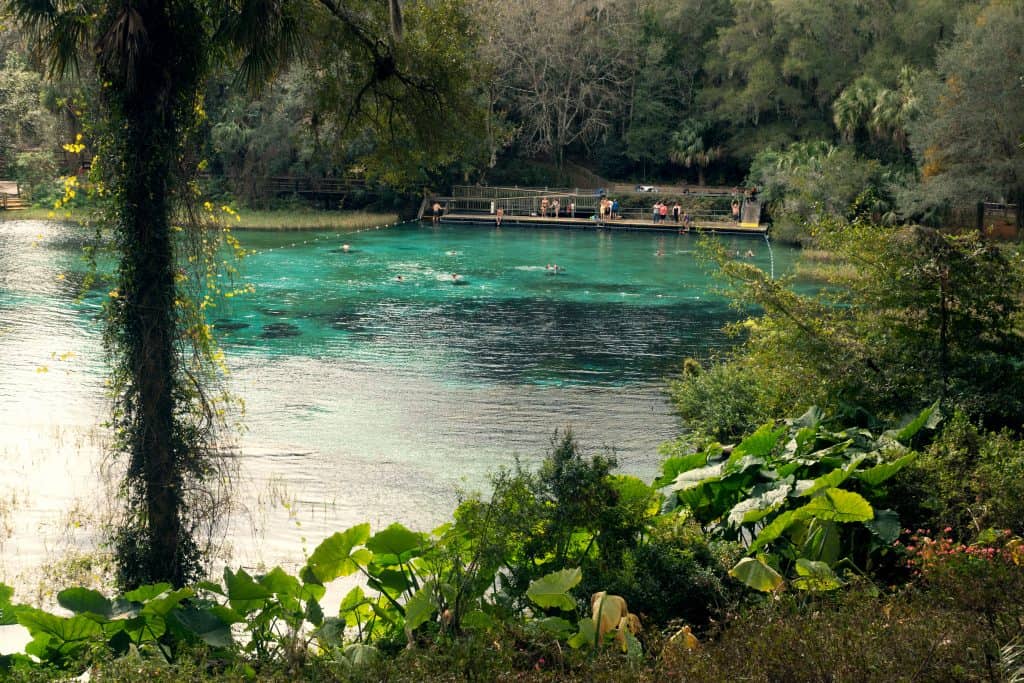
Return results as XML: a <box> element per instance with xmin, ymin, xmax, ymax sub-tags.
<box><xmin>854</xmin><ymin>453</ymin><xmax>917</xmax><ymax>487</ymax></box>
<box><xmin>403</xmin><ymin>583</ymin><xmax>437</xmax><ymax>631</ymax></box>
<box><xmin>533</xmin><ymin>616</ymin><xmax>576</xmax><ymax>638</ymax></box>
<box><xmin>729</xmin><ymin>556</ymin><xmax>784</xmax><ymax>592</ymax></box>
<box><xmin>142</xmin><ymin>588</ymin><xmax>194</xmax><ymax>617</ymax></box>
<box><xmin>732</xmin><ymin>423</ymin><xmax>788</xmax><ymax>459</ymax></box>
<box><xmin>526</xmin><ymin>567</ymin><xmax>581</xmax><ymax>611</ymax></box>
<box><xmin>57</xmin><ymin>588</ymin><xmax>112</xmax><ymax>621</ymax></box>
<box><xmin>367</xmin><ymin>568</ymin><xmax>412</xmax><ymax>596</ymax></box>
<box><xmin>17</xmin><ymin>609</ymin><xmax>103</xmax><ymax>644</ymax></box>
<box><xmin>792</xmin><ymin>406</ymin><xmax>824</xmax><ymax>430</ymax></box>
<box><xmin>461</xmin><ymin>610</ymin><xmax>497</xmax><ymax>631</ymax></box>
<box><xmin>885</xmin><ymin>402</ymin><xmax>940</xmax><ymax>445</ymax></box>
<box><xmin>123</xmin><ymin>583</ymin><xmax>172</xmax><ymax>602</ymax></box>
<box><xmin>671</xmin><ymin>462</ymin><xmax>724</xmax><ymax>491</ymax></box>
<box><xmin>337</xmin><ymin>585</ymin><xmax>374</xmax><ymax>626</ymax></box>
<box><xmin>303</xmin><ymin>524</ymin><xmax>372</xmax><ymax>584</ymax></box>
<box><xmin>795</xmin><ymin>453</ymin><xmax>865</xmax><ymax>497</ymax></box>
<box><xmin>727</xmin><ymin>481</ymin><xmax>792</xmax><ymax>526</ymax></box>
<box><xmin>343</xmin><ymin>643</ymin><xmax>379</xmax><ymax>668</ymax></box>
<box><xmin>171</xmin><ymin>606</ymin><xmax>234</xmax><ymax>648</ymax></box>
<box><xmin>224</xmin><ymin>569</ymin><xmax>272</xmax><ymax>612</ymax></box>
<box><xmin>366</xmin><ymin>523</ymin><xmax>425</xmax><ymax>565</ymax></box>
<box><xmin>305</xmin><ymin>597</ymin><xmax>324</xmax><ymax>628</ymax></box>
<box><xmin>653</xmin><ymin>451</ymin><xmax>708</xmax><ymax>488</ymax></box>
<box><xmin>864</xmin><ymin>508</ymin><xmax>901</xmax><ymax>544</ymax></box>
<box><xmin>749</xmin><ymin>510</ymin><xmax>797</xmax><ymax>554</ymax></box>
<box><xmin>567</xmin><ymin>617</ymin><xmax>597</xmax><ymax>649</ymax></box>
<box><xmin>258</xmin><ymin>567</ymin><xmax>301</xmax><ymax>598</ymax></box>
<box><xmin>794</xmin><ymin>488</ymin><xmax>874</xmax><ymax>523</ymax></box>
<box><xmin>0</xmin><ymin>584</ymin><xmax>20</xmax><ymax>626</ymax></box>
<box><xmin>792</xmin><ymin>558</ymin><xmax>842</xmax><ymax>591</ymax></box>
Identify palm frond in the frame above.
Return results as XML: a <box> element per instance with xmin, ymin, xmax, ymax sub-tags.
<box><xmin>6</xmin><ymin>0</ymin><xmax>92</xmax><ymax>77</ymax></box>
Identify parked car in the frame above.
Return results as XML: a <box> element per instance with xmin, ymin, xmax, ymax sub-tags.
<box><xmin>635</xmin><ymin>185</ymin><xmax>658</xmax><ymax>193</ymax></box>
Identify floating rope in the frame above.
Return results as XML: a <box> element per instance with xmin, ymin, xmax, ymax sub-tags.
<box><xmin>245</xmin><ymin>219</ymin><xmax>415</xmax><ymax>256</ymax></box>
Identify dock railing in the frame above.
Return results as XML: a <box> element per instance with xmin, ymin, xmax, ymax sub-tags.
<box><xmin>438</xmin><ymin>193</ymin><xmax>742</xmax><ymax>225</ymax></box>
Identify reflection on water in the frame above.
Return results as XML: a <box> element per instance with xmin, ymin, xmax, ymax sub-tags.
<box><xmin>0</xmin><ymin>219</ymin><xmax>796</xmax><ymax>584</ymax></box>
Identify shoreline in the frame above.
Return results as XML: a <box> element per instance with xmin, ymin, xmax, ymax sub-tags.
<box><xmin>1</xmin><ymin>207</ymin><xmax>400</xmax><ymax>231</ymax></box>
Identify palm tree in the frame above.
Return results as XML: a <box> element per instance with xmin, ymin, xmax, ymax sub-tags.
<box><xmin>5</xmin><ymin>0</ymin><xmax>417</xmax><ymax>587</ymax></box>
<box><xmin>669</xmin><ymin>119</ymin><xmax>721</xmax><ymax>186</ymax></box>
<box><xmin>869</xmin><ymin>66</ymin><xmax>920</xmax><ymax>152</ymax></box>
<box><xmin>832</xmin><ymin>75</ymin><xmax>880</xmax><ymax>143</ymax></box>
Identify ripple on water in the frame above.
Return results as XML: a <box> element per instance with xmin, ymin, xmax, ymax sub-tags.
<box><xmin>2</xmin><ymin>220</ymin><xmax>801</xmax><ymax>582</ymax></box>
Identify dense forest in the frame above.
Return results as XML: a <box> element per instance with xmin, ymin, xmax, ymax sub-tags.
<box><xmin>2</xmin><ymin>0</ymin><xmax>1024</xmax><ymax>681</ymax></box>
<box><xmin>2</xmin><ymin>0</ymin><xmax>1023</xmax><ymax>231</ymax></box>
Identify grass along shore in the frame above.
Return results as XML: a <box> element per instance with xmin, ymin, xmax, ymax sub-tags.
<box><xmin>232</xmin><ymin>208</ymin><xmax>400</xmax><ymax>231</ymax></box>
<box><xmin>1</xmin><ymin>207</ymin><xmax>400</xmax><ymax>231</ymax></box>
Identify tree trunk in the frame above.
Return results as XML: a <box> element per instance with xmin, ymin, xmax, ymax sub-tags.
<box><xmin>105</xmin><ymin>0</ymin><xmax>202</xmax><ymax>588</ymax></box>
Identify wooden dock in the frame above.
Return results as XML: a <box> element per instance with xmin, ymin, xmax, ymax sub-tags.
<box><xmin>420</xmin><ymin>184</ymin><xmax>767</xmax><ymax>235</ymax></box>
<box><xmin>434</xmin><ymin>211</ymin><xmax>765</xmax><ymax>235</ymax></box>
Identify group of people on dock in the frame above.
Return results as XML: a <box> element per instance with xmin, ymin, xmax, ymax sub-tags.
<box><xmin>652</xmin><ymin>201</ymin><xmax>692</xmax><ymax>230</ymax></box>
<box><xmin>538</xmin><ymin>197</ymin><xmax>576</xmax><ymax>219</ymax></box>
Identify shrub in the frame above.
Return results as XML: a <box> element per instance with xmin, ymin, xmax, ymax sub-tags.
<box><xmin>663</xmin><ymin>584</ymin><xmax>1019</xmax><ymax>682</ymax></box>
<box><xmin>596</xmin><ymin>516</ymin><xmax>742</xmax><ymax>628</ymax></box>
<box><xmin>895</xmin><ymin>412</ymin><xmax>1024</xmax><ymax>540</ymax></box>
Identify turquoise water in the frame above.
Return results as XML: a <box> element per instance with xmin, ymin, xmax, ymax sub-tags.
<box><xmin>221</xmin><ymin>223</ymin><xmax>780</xmax><ymax>383</ymax></box>
<box><xmin>0</xmin><ymin>219</ymin><xmax>796</xmax><ymax>577</ymax></box>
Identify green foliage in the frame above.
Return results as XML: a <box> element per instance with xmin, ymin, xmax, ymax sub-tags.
<box><xmin>452</xmin><ymin>430</ymin><xmax>657</xmax><ymax>610</ymax></box>
<box><xmin>661</xmin><ymin>405</ymin><xmax>934</xmax><ymax>591</ymax></box>
<box><xmin>906</xmin><ymin>0</ymin><xmax>1024</xmax><ymax>214</ymax></box>
<box><xmin>668</xmin><ymin>356</ymin><xmax>797</xmax><ymax>442</ymax></box>
<box><xmin>664</xmin><ymin>582</ymin><xmax>1023</xmax><ymax>682</ymax></box>
<box><xmin>676</xmin><ymin>221</ymin><xmax>1024</xmax><ymax>436</ymax></box>
<box><xmin>895</xmin><ymin>411</ymin><xmax>1024</xmax><ymax>540</ymax></box>
<box><xmin>526</xmin><ymin>567</ymin><xmax>581</xmax><ymax>612</ymax></box>
<box><xmin>748</xmin><ymin>142</ymin><xmax>894</xmax><ymax>242</ymax></box>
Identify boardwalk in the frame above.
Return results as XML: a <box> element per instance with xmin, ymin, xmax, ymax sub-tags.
<box><xmin>422</xmin><ymin>185</ymin><xmax>767</xmax><ymax>235</ymax></box>
<box><xmin>434</xmin><ymin>210</ymin><xmax>765</xmax><ymax>235</ymax></box>
<box><xmin>0</xmin><ymin>180</ymin><xmax>26</xmax><ymax>211</ymax></box>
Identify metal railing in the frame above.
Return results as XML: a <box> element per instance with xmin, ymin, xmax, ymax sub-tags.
<box><xmin>437</xmin><ymin>196</ymin><xmax>741</xmax><ymax>225</ymax></box>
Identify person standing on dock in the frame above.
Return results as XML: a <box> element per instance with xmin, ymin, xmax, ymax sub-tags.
<box><xmin>731</xmin><ymin>199</ymin><xmax>741</xmax><ymax>222</ymax></box>
<box><xmin>552</xmin><ymin>198</ymin><xmax>560</xmax><ymax>218</ymax></box>
<box><xmin>611</xmin><ymin>198</ymin><xmax>620</xmax><ymax>219</ymax></box>
<box><xmin>672</xmin><ymin>202</ymin><xmax>681</xmax><ymax>223</ymax></box>
<box><xmin>432</xmin><ymin>201</ymin><xmax>442</xmax><ymax>225</ymax></box>
<box><xmin>496</xmin><ymin>206</ymin><xmax>504</xmax><ymax>226</ymax></box>
<box><xmin>540</xmin><ymin>197</ymin><xmax>549</xmax><ymax>218</ymax></box>
<box><xmin>659</xmin><ymin>202</ymin><xmax>668</xmax><ymax>223</ymax></box>
<box><xmin>652</xmin><ymin>201</ymin><xmax>660</xmax><ymax>223</ymax></box>
<box><xmin>569</xmin><ymin>200</ymin><xmax>575</xmax><ymax>218</ymax></box>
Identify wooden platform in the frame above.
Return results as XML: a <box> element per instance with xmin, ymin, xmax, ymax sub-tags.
<box><xmin>432</xmin><ymin>211</ymin><xmax>767</xmax><ymax>236</ymax></box>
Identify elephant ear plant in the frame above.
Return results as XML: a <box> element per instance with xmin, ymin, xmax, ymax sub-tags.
<box><xmin>658</xmin><ymin>404</ymin><xmax>940</xmax><ymax>592</ymax></box>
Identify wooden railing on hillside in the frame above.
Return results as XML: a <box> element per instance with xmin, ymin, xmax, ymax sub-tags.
<box><xmin>255</xmin><ymin>176</ymin><xmax>369</xmax><ymax>196</ymax></box>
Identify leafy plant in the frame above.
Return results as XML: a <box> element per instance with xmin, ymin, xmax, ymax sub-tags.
<box><xmin>660</xmin><ymin>405</ymin><xmax>937</xmax><ymax>591</ymax></box>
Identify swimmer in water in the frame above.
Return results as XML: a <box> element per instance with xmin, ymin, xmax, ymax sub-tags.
<box><xmin>342</xmin><ymin>244</ymin><xmax>350</xmax><ymax>253</ymax></box>
<box><xmin>744</xmin><ymin>249</ymin><xmax>755</xmax><ymax>258</ymax></box>
<box><xmin>451</xmin><ymin>273</ymin><xmax>460</xmax><ymax>281</ymax></box>
<box><xmin>395</xmin><ymin>275</ymin><xmax>404</xmax><ymax>281</ymax></box>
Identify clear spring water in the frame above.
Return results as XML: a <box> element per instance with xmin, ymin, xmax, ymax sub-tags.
<box><xmin>0</xmin><ymin>219</ymin><xmax>797</xmax><ymax>582</ymax></box>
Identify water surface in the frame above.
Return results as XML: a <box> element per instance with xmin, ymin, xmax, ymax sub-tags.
<box><xmin>0</xmin><ymin>219</ymin><xmax>795</xmax><ymax>582</ymax></box>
